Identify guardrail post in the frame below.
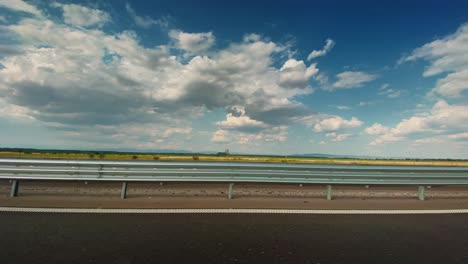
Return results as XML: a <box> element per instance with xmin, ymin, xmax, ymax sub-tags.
<box><xmin>10</xmin><ymin>180</ymin><xmax>19</xmax><ymax>197</ymax></box>
<box><xmin>121</xmin><ymin>182</ymin><xmax>128</xmax><ymax>199</ymax></box>
<box><xmin>228</xmin><ymin>183</ymin><xmax>234</xmax><ymax>199</ymax></box>
<box><xmin>326</xmin><ymin>185</ymin><xmax>333</xmax><ymax>200</ymax></box>
<box><xmin>418</xmin><ymin>186</ymin><xmax>425</xmax><ymax>201</ymax></box>
<box><xmin>98</xmin><ymin>165</ymin><xmax>103</xmax><ymax>178</ymax></box>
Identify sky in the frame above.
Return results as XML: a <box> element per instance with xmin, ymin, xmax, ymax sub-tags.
<box><xmin>0</xmin><ymin>0</ymin><xmax>468</xmax><ymax>158</ymax></box>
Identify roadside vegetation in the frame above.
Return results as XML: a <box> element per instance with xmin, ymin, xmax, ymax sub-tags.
<box><xmin>1</xmin><ymin>149</ymin><xmax>467</xmax><ymax>167</ymax></box>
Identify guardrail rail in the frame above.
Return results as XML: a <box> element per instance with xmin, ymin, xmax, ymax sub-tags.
<box><xmin>1</xmin><ymin>158</ymin><xmax>468</xmax><ymax>200</ymax></box>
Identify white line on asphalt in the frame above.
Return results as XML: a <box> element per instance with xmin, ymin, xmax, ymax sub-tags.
<box><xmin>2</xmin><ymin>207</ymin><xmax>468</xmax><ymax>214</ymax></box>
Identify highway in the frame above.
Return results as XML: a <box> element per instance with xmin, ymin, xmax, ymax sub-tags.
<box><xmin>1</xmin><ymin>212</ymin><xmax>468</xmax><ymax>264</ymax></box>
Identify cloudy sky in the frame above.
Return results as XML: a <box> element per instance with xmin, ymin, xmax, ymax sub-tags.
<box><xmin>0</xmin><ymin>0</ymin><xmax>468</xmax><ymax>158</ymax></box>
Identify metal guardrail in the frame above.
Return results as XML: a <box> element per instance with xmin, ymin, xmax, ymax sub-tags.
<box><xmin>1</xmin><ymin>159</ymin><xmax>468</xmax><ymax>200</ymax></box>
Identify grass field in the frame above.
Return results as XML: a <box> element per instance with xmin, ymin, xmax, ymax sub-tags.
<box><xmin>1</xmin><ymin>151</ymin><xmax>467</xmax><ymax>167</ymax></box>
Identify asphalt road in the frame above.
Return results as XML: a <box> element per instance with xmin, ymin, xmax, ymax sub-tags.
<box><xmin>1</xmin><ymin>213</ymin><xmax>468</xmax><ymax>264</ymax></box>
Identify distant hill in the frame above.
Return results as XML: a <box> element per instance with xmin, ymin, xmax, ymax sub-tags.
<box><xmin>291</xmin><ymin>153</ymin><xmax>380</xmax><ymax>159</ymax></box>
<box><xmin>290</xmin><ymin>153</ymin><xmax>467</xmax><ymax>160</ymax></box>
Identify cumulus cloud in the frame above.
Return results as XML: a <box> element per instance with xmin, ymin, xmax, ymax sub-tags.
<box><xmin>403</xmin><ymin>23</ymin><xmax>468</xmax><ymax>97</ymax></box>
<box><xmin>211</xmin><ymin>129</ymin><xmax>230</xmax><ymax>143</ymax></box>
<box><xmin>0</xmin><ymin>0</ymin><xmax>41</xmax><ymax>16</ymax></box>
<box><xmin>326</xmin><ymin>132</ymin><xmax>351</xmax><ymax>142</ymax></box>
<box><xmin>125</xmin><ymin>3</ymin><xmax>168</xmax><ymax>29</ymax></box>
<box><xmin>312</xmin><ymin>116</ymin><xmax>363</xmax><ymax>132</ymax></box>
<box><xmin>369</xmin><ymin>100</ymin><xmax>468</xmax><ymax>145</ymax></box>
<box><xmin>52</xmin><ymin>3</ymin><xmax>110</xmax><ymax>27</ymax></box>
<box><xmin>169</xmin><ymin>30</ymin><xmax>215</xmax><ymax>54</ymax></box>
<box><xmin>0</xmin><ymin>97</ymin><xmax>33</xmax><ymax>120</ymax></box>
<box><xmin>307</xmin><ymin>38</ymin><xmax>335</xmax><ymax>60</ymax></box>
<box><xmin>448</xmin><ymin>133</ymin><xmax>468</xmax><ymax>140</ymax></box>
<box><xmin>216</xmin><ymin>113</ymin><xmax>268</xmax><ymax>133</ymax></box>
<box><xmin>431</xmin><ymin>69</ymin><xmax>468</xmax><ymax>98</ymax></box>
<box><xmin>278</xmin><ymin>59</ymin><xmax>318</xmax><ymax>89</ymax></box>
<box><xmin>0</xmin><ymin>3</ymin><xmax>332</xmax><ymax>150</ymax></box>
<box><xmin>332</xmin><ymin>71</ymin><xmax>377</xmax><ymax>89</ymax></box>
<box><xmin>1</xmin><ymin>1</ymin><xmax>380</xmax><ymax>152</ymax></box>
<box><xmin>364</xmin><ymin>123</ymin><xmax>390</xmax><ymax>135</ymax></box>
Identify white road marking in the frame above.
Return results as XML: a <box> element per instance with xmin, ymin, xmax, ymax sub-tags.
<box><xmin>1</xmin><ymin>207</ymin><xmax>468</xmax><ymax>214</ymax></box>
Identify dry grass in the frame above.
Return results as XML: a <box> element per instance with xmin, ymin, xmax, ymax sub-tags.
<box><xmin>0</xmin><ymin>151</ymin><xmax>467</xmax><ymax>167</ymax></box>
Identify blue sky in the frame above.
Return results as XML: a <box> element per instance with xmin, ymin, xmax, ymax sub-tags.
<box><xmin>1</xmin><ymin>0</ymin><xmax>468</xmax><ymax>158</ymax></box>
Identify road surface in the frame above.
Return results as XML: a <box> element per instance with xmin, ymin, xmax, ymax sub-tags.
<box><xmin>1</xmin><ymin>212</ymin><xmax>468</xmax><ymax>263</ymax></box>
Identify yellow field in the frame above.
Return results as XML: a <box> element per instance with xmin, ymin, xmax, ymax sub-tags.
<box><xmin>1</xmin><ymin>151</ymin><xmax>467</xmax><ymax>167</ymax></box>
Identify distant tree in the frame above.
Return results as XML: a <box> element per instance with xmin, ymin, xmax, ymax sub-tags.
<box><xmin>153</xmin><ymin>156</ymin><xmax>160</xmax><ymax>160</ymax></box>
<box><xmin>192</xmin><ymin>156</ymin><xmax>199</xmax><ymax>161</ymax></box>
<box><xmin>132</xmin><ymin>155</ymin><xmax>138</xmax><ymax>160</ymax></box>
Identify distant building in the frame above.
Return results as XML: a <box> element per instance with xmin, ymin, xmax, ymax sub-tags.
<box><xmin>217</xmin><ymin>148</ymin><xmax>230</xmax><ymax>156</ymax></box>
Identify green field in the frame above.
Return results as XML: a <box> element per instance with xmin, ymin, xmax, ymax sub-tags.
<box><xmin>1</xmin><ymin>150</ymin><xmax>467</xmax><ymax>167</ymax></box>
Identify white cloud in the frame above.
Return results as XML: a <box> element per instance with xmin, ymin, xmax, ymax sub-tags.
<box><xmin>369</xmin><ymin>134</ymin><xmax>404</xmax><ymax>146</ymax></box>
<box><xmin>364</xmin><ymin>123</ymin><xmax>390</xmax><ymax>135</ymax></box>
<box><xmin>0</xmin><ymin>98</ymin><xmax>34</xmax><ymax>120</ymax></box>
<box><xmin>278</xmin><ymin>59</ymin><xmax>318</xmax><ymax>89</ymax></box>
<box><xmin>169</xmin><ymin>30</ymin><xmax>215</xmax><ymax>54</ymax></box>
<box><xmin>162</xmin><ymin>127</ymin><xmax>192</xmax><ymax>138</ymax></box>
<box><xmin>448</xmin><ymin>132</ymin><xmax>468</xmax><ymax>140</ymax></box>
<box><xmin>336</xmin><ymin>105</ymin><xmax>351</xmax><ymax>110</ymax></box>
<box><xmin>333</xmin><ymin>133</ymin><xmax>351</xmax><ymax>142</ymax></box>
<box><xmin>378</xmin><ymin>83</ymin><xmax>401</xmax><ymax>98</ymax></box>
<box><xmin>326</xmin><ymin>132</ymin><xmax>351</xmax><ymax>142</ymax></box>
<box><xmin>307</xmin><ymin>38</ymin><xmax>335</xmax><ymax>60</ymax></box>
<box><xmin>216</xmin><ymin>113</ymin><xmax>268</xmax><ymax>132</ymax></box>
<box><xmin>332</xmin><ymin>71</ymin><xmax>377</xmax><ymax>89</ymax></box>
<box><xmin>211</xmin><ymin>129</ymin><xmax>230</xmax><ymax>143</ymax></box>
<box><xmin>236</xmin><ymin>126</ymin><xmax>288</xmax><ymax>145</ymax></box>
<box><xmin>313</xmin><ymin>116</ymin><xmax>363</xmax><ymax>132</ymax></box>
<box><xmin>369</xmin><ymin>100</ymin><xmax>468</xmax><ymax>145</ymax></box>
<box><xmin>52</xmin><ymin>3</ymin><xmax>110</xmax><ymax>27</ymax></box>
<box><xmin>431</xmin><ymin>69</ymin><xmax>468</xmax><ymax>98</ymax></box>
<box><xmin>0</xmin><ymin>0</ymin><xmax>41</xmax><ymax>16</ymax></box>
<box><xmin>125</xmin><ymin>3</ymin><xmax>168</xmax><ymax>29</ymax></box>
<box><xmin>413</xmin><ymin>137</ymin><xmax>444</xmax><ymax>145</ymax></box>
<box><xmin>358</xmin><ymin>101</ymin><xmax>373</xmax><ymax>106</ymax></box>
<box><xmin>403</xmin><ymin>23</ymin><xmax>468</xmax><ymax>98</ymax></box>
